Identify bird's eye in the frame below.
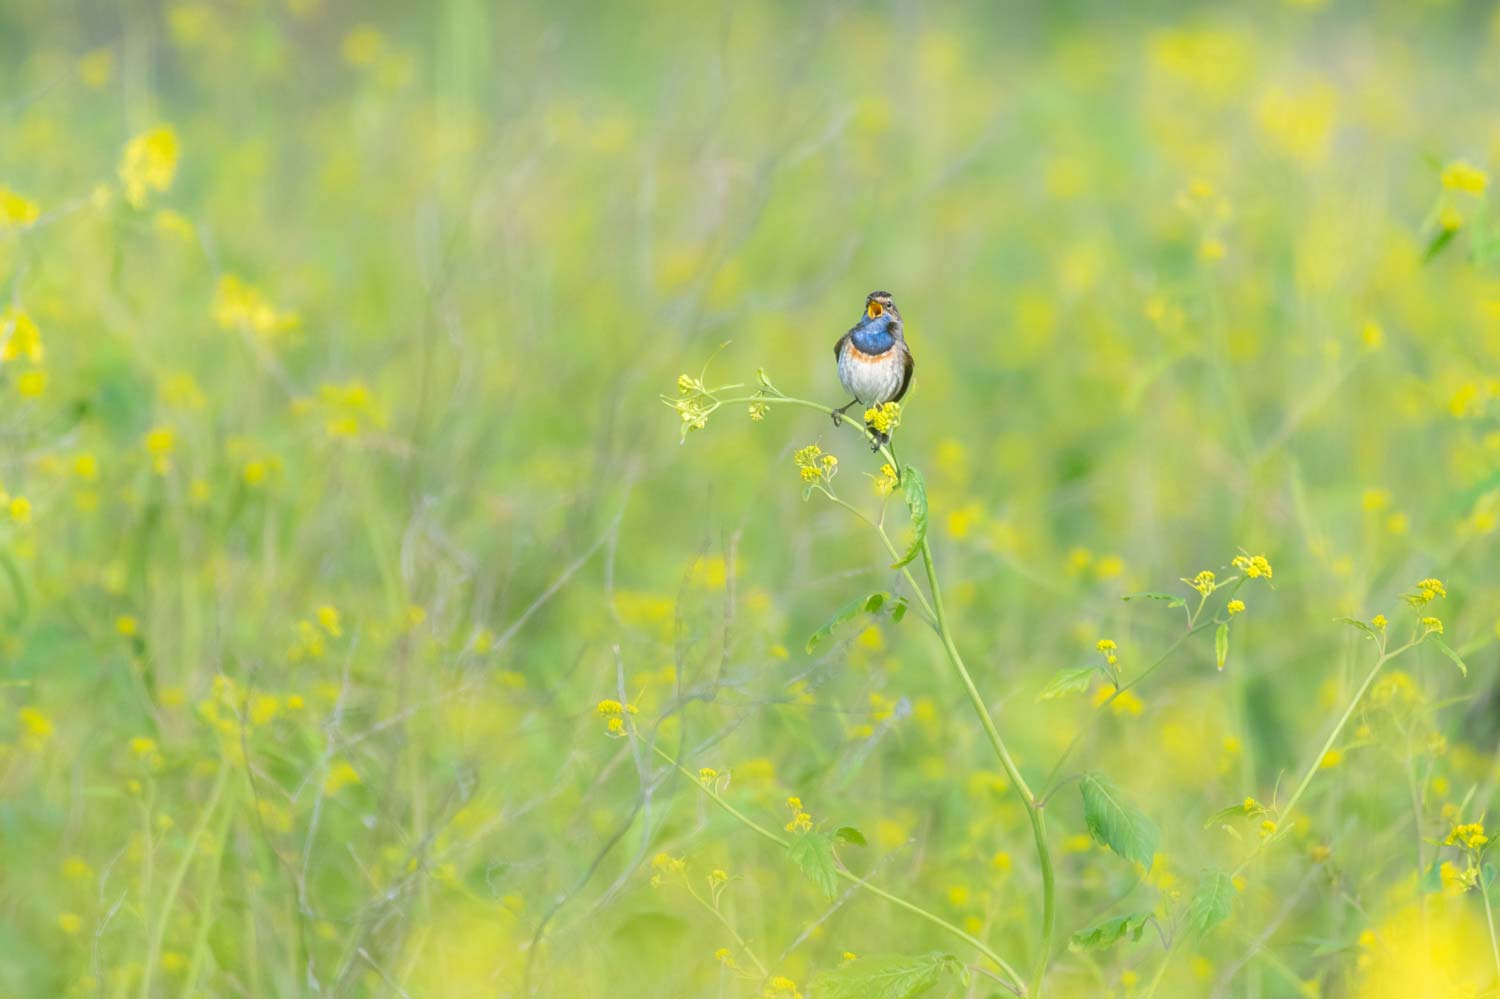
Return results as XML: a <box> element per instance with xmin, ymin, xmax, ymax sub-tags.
<box><xmin>867</xmin><ymin>301</ymin><xmax>884</xmax><ymax>319</ymax></box>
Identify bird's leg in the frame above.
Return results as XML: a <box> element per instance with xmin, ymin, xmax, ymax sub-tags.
<box><xmin>868</xmin><ymin>427</ymin><xmax>889</xmax><ymax>453</ymax></box>
<box><xmin>831</xmin><ymin>398</ymin><xmax>860</xmax><ymax>428</ymax></box>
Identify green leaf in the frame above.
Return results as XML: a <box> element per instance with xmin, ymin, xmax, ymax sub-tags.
<box><xmin>834</xmin><ymin>826</ymin><xmax>867</xmax><ymax>847</ymax></box>
<box><xmin>805</xmin><ymin>592</ymin><xmax>894</xmax><ymax>654</ymax></box>
<box><xmin>1335</xmin><ymin>617</ymin><xmax>1380</xmax><ymax>640</ymax></box>
<box><xmin>890</xmin><ymin>467</ymin><xmax>928</xmax><ymax>569</ymax></box>
<box><xmin>1188</xmin><ymin>869</ymin><xmax>1235</xmax><ymax>934</ymax></box>
<box><xmin>890</xmin><ymin>598</ymin><xmax>908</xmax><ymax>624</ymax></box>
<box><xmin>1203</xmin><ymin>799</ymin><xmax>1265</xmax><ymax>829</ymax></box>
<box><xmin>1423</xmin><ymin>225</ymin><xmax>1457</xmax><ymax>263</ymax></box>
<box><xmin>787</xmin><ymin>831</ymin><xmax>838</xmax><ymax>899</ymax></box>
<box><xmin>1038</xmin><ymin>666</ymin><xmax>1097</xmax><ymax>702</ymax></box>
<box><xmin>1215</xmin><ymin>622</ymin><xmax>1229</xmax><ymax>671</ymax></box>
<box><xmin>1080</xmin><ymin>773</ymin><xmax>1159</xmax><ymax>870</ymax></box>
<box><xmin>1433</xmin><ymin>638</ymin><xmax>1468</xmax><ymax>678</ymax></box>
<box><xmin>1068</xmin><ymin>912</ymin><xmax>1152</xmax><ymax>952</ymax></box>
<box><xmin>809</xmin><ymin>952</ymin><xmax>962</xmax><ymax>999</ymax></box>
<box><xmin>1123</xmin><ymin>591</ymin><xmax>1187</xmax><ymax>609</ymax></box>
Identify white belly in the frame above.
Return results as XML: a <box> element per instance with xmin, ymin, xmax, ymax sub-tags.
<box><xmin>838</xmin><ymin>345</ymin><xmax>904</xmax><ymax>405</ymax></box>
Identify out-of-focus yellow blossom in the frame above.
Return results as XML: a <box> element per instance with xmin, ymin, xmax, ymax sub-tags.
<box><xmin>57</xmin><ymin>913</ymin><xmax>82</xmax><ymax>934</ymax></box>
<box><xmin>1441</xmin><ymin>159</ymin><xmax>1489</xmax><ymax>195</ymax></box>
<box><xmin>1</xmin><ymin>307</ymin><xmax>43</xmax><ymax>363</ymax></box>
<box><xmin>763</xmin><ymin>976</ymin><xmax>803</xmax><ymax>999</ymax></box>
<box><xmin>213</xmin><ymin>275</ymin><xmax>301</xmax><ymax>341</ymax></box>
<box><xmin>0</xmin><ymin>187</ymin><xmax>40</xmax><ymax>229</ymax></box>
<box><xmin>323</xmin><ymin>761</ymin><xmax>361</xmax><ymax>795</ymax></box>
<box><xmin>118</xmin><ymin>126</ymin><xmax>180</xmax><ymax>208</ymax></box>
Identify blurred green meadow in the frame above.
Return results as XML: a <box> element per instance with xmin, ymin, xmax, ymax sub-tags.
<box><xmin>4</xmin><ymin>1</ymin><xmax>1500</xmax><ymax>996</ymax></box>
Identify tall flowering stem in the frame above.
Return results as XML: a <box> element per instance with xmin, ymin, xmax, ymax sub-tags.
<box><xmin>662</xmin><ymin>367</ymin><xmax>1058</xmax><ymax>996</ymax></box>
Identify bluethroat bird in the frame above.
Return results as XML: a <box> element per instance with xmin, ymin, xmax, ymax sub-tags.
<box><xmin>833</xmin><ymin>290</ymin><xmax>914</xmax><ymax>451</ymax></box>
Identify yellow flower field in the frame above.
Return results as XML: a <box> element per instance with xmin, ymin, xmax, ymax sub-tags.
<box><xmin>3</xmin><ymin>2</ymin><xmax>1500</xmax><ymax>997</ymax></box>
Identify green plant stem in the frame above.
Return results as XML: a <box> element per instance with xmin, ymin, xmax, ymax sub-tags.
<box><xmin>718</xmin><ymin>392</ymin><xmax>900</xmax><ymax>472</ymax></box>
<box><xmin>649</xmin><ymin>742</ymin><xmax>1027</xmax><ymax>995</ymax></box>
<box><xmin>1235</xmin><ymin>637</ymin><xmax>1419</xmax><ymax>874</ymax></box>
<box><xmin>918</xmin><ymin>539</ymin><xmax>1055</xmax><ymax>995</ymax></box>
<box><xmin>682</xmin><ymin>880</ymin><xmax>768</xmax><ymax>978</ymax></box>
<box><xmin>141</xmin><ymin>760</ymin><xmax>231</xmax><ymax>999</ymax></box>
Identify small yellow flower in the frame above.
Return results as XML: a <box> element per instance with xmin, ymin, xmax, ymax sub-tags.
<box><xmin>862</xmin><ymin>402</ymin><xmax>901</xmax><ymax>436</ymax></box>
<box><xmin>698</xmin><ymin>767</ymin><xmax>718</xmax><ymax>783</ymax></box>
<box><xmin>596</xmin><ymin>700</ymin><xmax>623</xmax><ymax>716</ymax></box>
<box><xmin>118</xmin><ymin>126</ymin><xmax>180</xmax><ymax>208</ymax></box>
<box><xmin>1421</xmin><ymin>616</ymin><xmax>1443</xmax><ymax>635</ymax></box>
<box><xmin>1189</xmin><ymin>570</ymin><xmax>1216</xmax><ymax>595</ymax></box>
<box><xmin>1319</xmin><ymin>749</ymin><xmax>1342</xmax><ymax>769</ymax></box>
<box><xmin>116</xmin><ymin>615</ymin><xmax>139</xmax><ymax>637</ymax></box>
<box><xmin>1260</xmin><ymin>819</ymin><xmax>1278</xmax><ymax>839</ymax></box>
<box><xmin>872</xmin><ymin>463</ymin><xmax>899</xmax><ymax>496</ymax></box>
<box><xmin>1227</xmin><ymin>599</ymin><xmax>1245</xmax><ymax>615</ymax></box>
<box><xmin>8</xmin><ymin>495</ymin><xmax>31</xmax><ymax>524</ymax></box>
<box><xmin>606</xmin><ymin>716</ymin><xmax>625</xmax><ymax>735</ymax></box>
<box><xmin>323</xmin><ymin>760</ymin><xmax>361</xmax><ymax>795</ymax></box>
<box><xmin>58</xmin><ymin>912</ymin><xmax>83</xmax><ymax>935</ymax></box>
<box><xmin>1442</xmin><ymin>159</ymin><xmax>1489</xmax><ymax>195</ymax></box>
<box><xmin>1232</xmin><ymin>553</ymin><xmax>1273</xmax><ymax>579</ymax></box>
<box><xmin>316</xmin><ymin>605</ymin><xmax>342</xmax><ymax>637</ymax></box>
<box><xmin>1371</xmin><ymin>614</ymin><xmax>1387</xmax><ymax>631</ymax></box>
<box><xmin>0</xmin><ymin>186</ymin><xmax>40</xmax><ymax>229</ymax></box>
<box><xmin>714</xmin><ymin>947</ymin><xmax>734</xmax><ymax>966</ymax></box>
<box><xmin>764</xmin><ymin>976</ymin><xmax>803</xmax><ymax>999</ymax></box>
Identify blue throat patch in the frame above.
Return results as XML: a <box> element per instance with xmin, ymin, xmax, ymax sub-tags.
<box><xmin>850</xmin><ymin>324</ymin><xmax>895</xmax><ymax>355</ymax></box>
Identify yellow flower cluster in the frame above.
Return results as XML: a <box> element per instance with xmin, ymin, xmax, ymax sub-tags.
<box><xmin>0</xmin><ymin>186</ymin><xmax>40</xmax><ymax>229</ymax></box>
<box><xmin>1232</xmin><ymin>553</ymin><xmax>1273</xmax><ymax>579</ymax></box>
<box><xmin>213</xmin><ymin>275</ymin><xmax>301</xmax><ymax>342</ymax></box>
<box><xmin>784</xmin><ymin>795</ymin><xmax>813</xmax><ymax>833</ymax></box>
<box><xmin>1406</xmin><ymin>578</ymin><xmax>1446</xmax><ymax>606</ymax></box>
<box><xmin>1441</xmin><ymin>159</ymin><xmax>1489</xmax><ymax>195</ymax></box>
<box><xmin>118</xmin><ymin>126</ymin><xmax>180</xmax><ymax>208</ymax></box>
<box><xmin>1445</xmin><ymin>821</ymin><xmax>1488</xmax><ymax>850</ymax></box>
<box><xmin>764</xmin><ymin>976</ymin><xmax>803</xmax><ymax>999</ymax></box>
<box><xmin>595</xmin><ymin>698</ymin><xmax>638</xmax><ymax>735</ymax></box>
<box><xmin>793</xmin><ymin>444</ymin><xmax>837</xmax><ymax>485</ymax></box>
<box><xmin>669</xmin><ymin>373</ymin><xmax>714</xmax><ymax>436</ymax></box>
<box><xmin>1096</xmin><ymin>638</ymin><xmax>1119</xmax><ymax>667</ymax></box>
<box><xmin>1227</xmin><ymin>599</ymin><xmax>1245</xmax><ymax>615</ymax></box>
<box><xmin>863</xmin><ymin>401</ymin><xmax>901</xmax><ymax>435</ymax></box>
<box><xmin>1189</xmin><ymin>569</ymin><xmax>1216</xmax><ymax>595</ymax></box>
<box><xmin>873</xmin><ymin>462</ymin><xmax>899</xmax><ymax>497</ymax></box>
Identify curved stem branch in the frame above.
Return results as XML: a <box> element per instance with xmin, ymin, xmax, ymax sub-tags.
<box><xmin>648</xmin><ymin>741</ymin><xmax>1028</xmax><ymax>994</ymax></box>
<box><xmin>917</xmin><ymin>539</ymin><xmax>1055</xmax><ymax>995</ymax></box>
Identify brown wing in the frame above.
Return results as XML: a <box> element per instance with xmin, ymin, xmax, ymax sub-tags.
<box><xmin>893</xmin><ymin>346</ymin><xmax>914</xmax><ymax>402</ymax></box>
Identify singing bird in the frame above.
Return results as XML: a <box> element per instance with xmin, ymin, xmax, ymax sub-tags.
<box><xmin>833</xmin><ymin>290</ymin><xmax>914</xmax><ymax>449</ymax></box>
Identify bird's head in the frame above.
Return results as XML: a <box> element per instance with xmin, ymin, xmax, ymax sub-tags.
<box><xmin>859</xmin><ymin>290</ymin><xmax>902</xmax><ymax>335</ymax></box>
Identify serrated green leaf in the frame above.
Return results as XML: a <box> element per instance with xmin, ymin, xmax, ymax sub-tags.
<box><xmin>1188</xmin><ymin>869</ymin><xmax>1234</xmax><ymax>934</ymax></box>
<box><xmin>1335</xmin><ymin>617</ymin><xmax>1379</xmax><ymax>639</ymax></box>
<box><xmin>1068</xmin><ymin>912</ymin><xmax>1152</xmax><ymax>952</ymax></box>
<box><xmin>805</xmin><ymin>592</ymin><xmax>894</xmax><ymax>654</ymax></box>
<box><xmin>1203</xmin><ymin>799</ymin><xmax>1265</xmax><ymax>829</ymax></box>
<box><xmin>890</xmin><ymin>467</ymin><xmax>928</xmax><ymax>569</ymax></box>
<box><xmin>1038</xmin><ymin>666</ymin><xmax>1097</xmax><ymax>702</ymax></box>
<box><xmin>1080</xmin><ymin>773</ymin><xmax>1159</xmax><ymax>870</ymax></box>
<box><xmin>809</xmin><ymin>952</ymin><xmax>961</xmax><ymax>999</ymax></box>
<box><xmin>1433</xmin><ymin>638</ymin><xmax>1468</xmax><ymax>677</ymax></box>
<box><xmin>1423</xmin><ymin>225</ymin><xmax>1457</xmax><ymax>263</ymax></box>
<box><xmin>834</xmin><ymin>826</ymin><xmax>867</xmax><ymax>847</ymax></box>
<box><xmin>1123</xmin><ymin>591</ymin><xmax>1187</xmax><ymax>609</ymax></box>
<box><xmin>1215</xmin><ymin>622</ymin><xmax>1229</xmax><ymax>671</ymax></box>
<box><xmin>787</xmin><ymin>831</ymin><xmax>838</xmax><ymax>899</ymax></box>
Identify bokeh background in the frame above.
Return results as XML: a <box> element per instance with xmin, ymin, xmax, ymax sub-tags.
<box><xmin>3</xmin><ymin>1</ymin><xmax>1500</xmax><ymax>997</ymax></box>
